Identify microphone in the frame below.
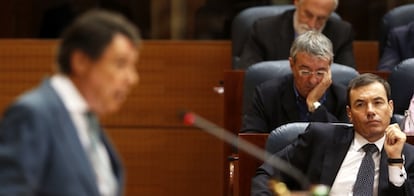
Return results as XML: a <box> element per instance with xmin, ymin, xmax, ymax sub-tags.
<box><xmin>180</xmin><ymin>111</ymin><xmax>312</xmax><ymax>192</ymax></box>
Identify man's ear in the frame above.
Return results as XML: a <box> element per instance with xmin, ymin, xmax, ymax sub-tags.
<box><xmin>346</xmin><ymin>105</ymin><xmax>352</xmax><ymax>123</ymax></box>
<box><xmin>289</xmin><ymin>57</ymin><xmax>294</xmax><ymax>70</ymax></box>
<box><xmin>388</xmin><ymin>100</ymin><xmax>394</xmax><ymax>118</ymax></box>
<box><xmin>293</xmin><ymin>0</ymin><xmax>300</xmax><ymax>7</ymax></box>
<box><xmin>71</xmin><ymin>50</ymin><xmax>90</xmax><ymax>76</ymax></box>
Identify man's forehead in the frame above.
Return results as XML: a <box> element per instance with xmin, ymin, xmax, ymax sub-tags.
<box><xmin>350</xmin><ymin>82</ymin><xmax>387</xmax><ymax>100</ymax></box>
<box><xmin>294</xmin><ymin>52</ymin><xmax>331</xmax><ymax>68</ymax></box>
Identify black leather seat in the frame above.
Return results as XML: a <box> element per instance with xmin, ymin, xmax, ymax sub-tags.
<box><xmin>388</xmin><ymin>58</ymin><xmax>414</xmax><ymax>115</ymax></box>
<box><xmin>265</xmin><ymin>122</ymin><xmax>309</xmax><ymax>155</ymax></box>
<box><xmin>231</xmin><ymin>5</ymin><xmax>341</xmax><ymax>69</ymax></box>
<box><xmin>265</xmin><ymin>122</ymin><xmax>352</xmax><ymax>155</ymax></box>
<box><xmin>379</xmin><ymin>4</ymin><xmax>414</xmax><ymax>56</ymax></box>
<box><xmin>242</xmin><ymin>60</ymin><xmax>359</xmax><ymax>114</ymax></box>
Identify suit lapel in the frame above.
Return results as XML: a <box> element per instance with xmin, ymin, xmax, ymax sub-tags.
<box><xmin>320</xmin><ymin>127</ymin><xmax>354</xmax><ymax>186</ymax></box>
<box><xmin>99</xmin><ymin>128</ymin><xmax>124</xmax><ymax>190</ymax></box>
<box><xmin>377</xmin><ymin>150</ymin><xmax>389</xmax><ymax>196</ymax></box>
<box><xmin>40</xmin><ymin>81</ymin><xmax>100</xmax><ymax>195</ymax></box>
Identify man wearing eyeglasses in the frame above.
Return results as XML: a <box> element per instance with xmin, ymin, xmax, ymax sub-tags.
<box><xmin>241</xmin><ymin>31</ymin><xmax>348</xmax><ymax>133</ymax></box>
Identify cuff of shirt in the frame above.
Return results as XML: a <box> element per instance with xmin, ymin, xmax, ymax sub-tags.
<box><xmin>388</xmin><ymin>165</ymin><xmax>407</xmax><ymax>187</ymax></box>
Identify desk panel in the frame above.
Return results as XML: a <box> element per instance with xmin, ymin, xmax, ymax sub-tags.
<box><xmin>107</xmin><ymin>127</ymin><xmax>225</xmax><ymax>196</ymax></box>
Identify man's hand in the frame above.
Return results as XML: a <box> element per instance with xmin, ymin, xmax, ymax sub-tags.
<box><xmin>306</xmin><ymin>69</ymin><xmax>332</xmax><ymax>111</ymax></box>
<box><xmin>384</xmin><ymin>123</ymin><xmax>406</xmax><ymax>159</ymax></box>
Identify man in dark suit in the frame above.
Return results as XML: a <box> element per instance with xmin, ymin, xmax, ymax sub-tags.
<box><xmin>252</xmin><ymin>73</ymin><xmax>414</xmax><ymax>195</ymax></box>
<box><xmin>0</xmin><ymin>10</ymin><xmax>141</xmax><ymax>195</ymax></box>
<box><xmin>238</xmin><ymin>0</ymin><xmax>355</xmax><ymax>69</ymax></box>
<box><xmin>241</xmin><ymin>31</ymin><xmax>348</xmax><ymax>133</ymax></box>
<box><xmin>378</xmin><ymin>21</ymin><xmax>414</xmax><ymax>71</ymax></box>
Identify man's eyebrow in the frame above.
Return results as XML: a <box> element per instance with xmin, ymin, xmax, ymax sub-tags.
<box><xmin>373</xmin><ymin>97</ymin><xmax>386</xmax><ymax>101</ymax></box>
<box><xmin>298</xmin><ymin>65</ymin><xmax>311</xmax><ymax>69</ymax></box>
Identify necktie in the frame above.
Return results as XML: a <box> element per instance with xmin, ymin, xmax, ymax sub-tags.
<box><xmin>85</xmin><ymin>112</ymin><xmax>117</xmax><ymax>196</ymax></box>
<box><xmin>353</xmin><ymin>143</ymin><xmax>378</xmax><ymax>196</ymax></box>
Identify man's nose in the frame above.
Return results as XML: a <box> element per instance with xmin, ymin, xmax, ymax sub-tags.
<box><xmin>126</xmin><ymin>67</ymin><xmax>139</xmax><ymax>86</ymax></box>
<box><xmin>308</xmin><ymin>73</ymin><xmax>319</xmax><ymax>85</ymax></box>
<box><xmin>130</xmin><ymin>71</ymin><xmax>139</xmax><ymax>85</ymax></box>
<box><xmin>366</xmin><ymin>103</ymin><xmax>376</xmax><ymax>118</ymax></box>
<box><xmin>307</xmin><ymin>17</ymin><xmax>318</xmax><ymax>29</ymax></box>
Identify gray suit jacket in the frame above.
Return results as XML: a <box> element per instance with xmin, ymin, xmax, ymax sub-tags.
<box><xmin>251</xmin><ymin>122</ymin><xmax>414</xmax><ymax>196</ymax></box>
<box><xmin>0</xmin><ymin>79</ymin><xmax>124</xmax><ymax>196</ymax></box>
<box><xmin>238</xmin><ymin>10</ymin><xmax>355</xmax><ymax>69</ymax></box>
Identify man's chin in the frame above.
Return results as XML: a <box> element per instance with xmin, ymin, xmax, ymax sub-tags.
<box><xmin>367</xmin><ymin>126</ymin><xmax>386</xmax><ymax>135</ymax></box>
<box><xmin>101</xmin><ymin>104</ymin><xmax>122</xmax><ymax>116</ymax></box>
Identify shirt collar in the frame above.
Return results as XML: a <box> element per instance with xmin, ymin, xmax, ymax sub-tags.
<box><xmin>50</xmin><ymin>74</ymin><xmax>89</xmax><ymax>114</ymax></box>
<box><xmin>353</xmin><ymin>131</ymin><xmax>385</xmax><ymax>152</ymax></box>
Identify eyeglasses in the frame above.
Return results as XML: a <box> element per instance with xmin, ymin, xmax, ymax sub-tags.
<box><xmin>298</xmin><ymin>70</ymin><xmax>327</xmax><ymax>78</ymax></box>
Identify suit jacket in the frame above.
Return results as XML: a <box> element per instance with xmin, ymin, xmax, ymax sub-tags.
<box><xmin>251</xmin><ymin>122</ymin><xmax>414</xmax><ymax>196</ymax></box>
<box><xmin>238</xmin><ymin>9</ymin><xmax>355</xmax><ymax>69</ymax></box>
<box><xmin>241</xmin><ymin>75</ymin><xmax>348</xmax><ymax>133</ymax></box>
<box><xmin>378</xmin><ymin>21</ymin><xmax>414</xmax><ymax>71</ymax></box>
<box><xmin>0</xmin><ymin>80</ymin><xmax>124</xmax><ymax>196</ymax></box>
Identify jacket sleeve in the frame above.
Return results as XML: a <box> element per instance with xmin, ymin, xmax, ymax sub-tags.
<box><xmin>241</xmin><ymin>86</ymin><xmax>271</xmax><ymax>133</ymax></box>
<box><xmin>251</xmin><ymin>125</ymin><xmax>317</xmax><ymax>195</ymax></box>
<box><xmin>378</xmin><ymin>30</ymin><xmax>402</xmax><ymax>71</ymax></box>
<box><xmin>0</xmin><ymin>104</ymin><xmax>49</xmax><ymax>195</ymax></box>
<box><xmin>308</xmin><ymin>104</ymin><xmax>348</xmax><ymax>123</ymax></box>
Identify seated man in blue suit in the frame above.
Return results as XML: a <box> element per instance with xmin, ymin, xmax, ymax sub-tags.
<box><xmin>252</xmin><ymin>73</ymin><xmax>414</xmax><ymax>195</ymax></box>
<box><xmin>238</xmin><ymin>0</ymin><xmax>355</xmax><ymax>69</ymax></box>
<box><xmin>378</xmin><ymin>21</ymin><xmax>414</xmax><ymax>71</ymax></box>
<box><xmin>241</xmin><ymin>31</ymin><xmax>348</xmax><ymax>133</ymax></box>
<box><xmin>0</xmin><ymin>10</ymin><xmax>141</xmax><ymax>196</ymax></box>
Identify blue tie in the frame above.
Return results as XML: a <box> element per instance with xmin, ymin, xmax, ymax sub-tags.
<box><xmin>353</xmin><ymin>143</ymin><xmax>378</xmax><ymax>196</ymax></box>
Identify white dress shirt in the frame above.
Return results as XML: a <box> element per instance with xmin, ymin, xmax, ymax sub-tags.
<box><xmin>329</xmin><ymin>132</ymin><xmax>407</xmax><ymax>196</ymax></box>
<box><xmin>51</xmin><ymin>75</ymin><xmax>117</xmax><ymax>196</ymax></box>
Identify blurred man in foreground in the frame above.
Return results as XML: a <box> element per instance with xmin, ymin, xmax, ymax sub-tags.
<box><xmin>0</xmin><ymin>9</ymin><xmax>141</xmax><ymax>196</ymax></box>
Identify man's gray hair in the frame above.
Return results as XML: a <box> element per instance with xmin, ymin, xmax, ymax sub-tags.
<box><xmin>290</xmin><ymin>30</ymin><xmax>334</xmax><ymax>63</ymax></box>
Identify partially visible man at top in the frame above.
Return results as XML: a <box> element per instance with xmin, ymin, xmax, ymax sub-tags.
<box><xmin>237</xmin><ymin>0</ymin><xmax>355</xmax><ymax>69</ymax></box>
<box><xmin>241</xmin><ymin>31</ymin><xmax>348</xmax><ymax>133</ymax></box>
<box><xmin>0</xmin><ymin>9</ymin><xmax>141</xmax><ymax>196</ymax></box>
<box><xmin>378</xmin><ymin>21</ymin><xmax>414</xmax><ymax>71</ymax></box>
